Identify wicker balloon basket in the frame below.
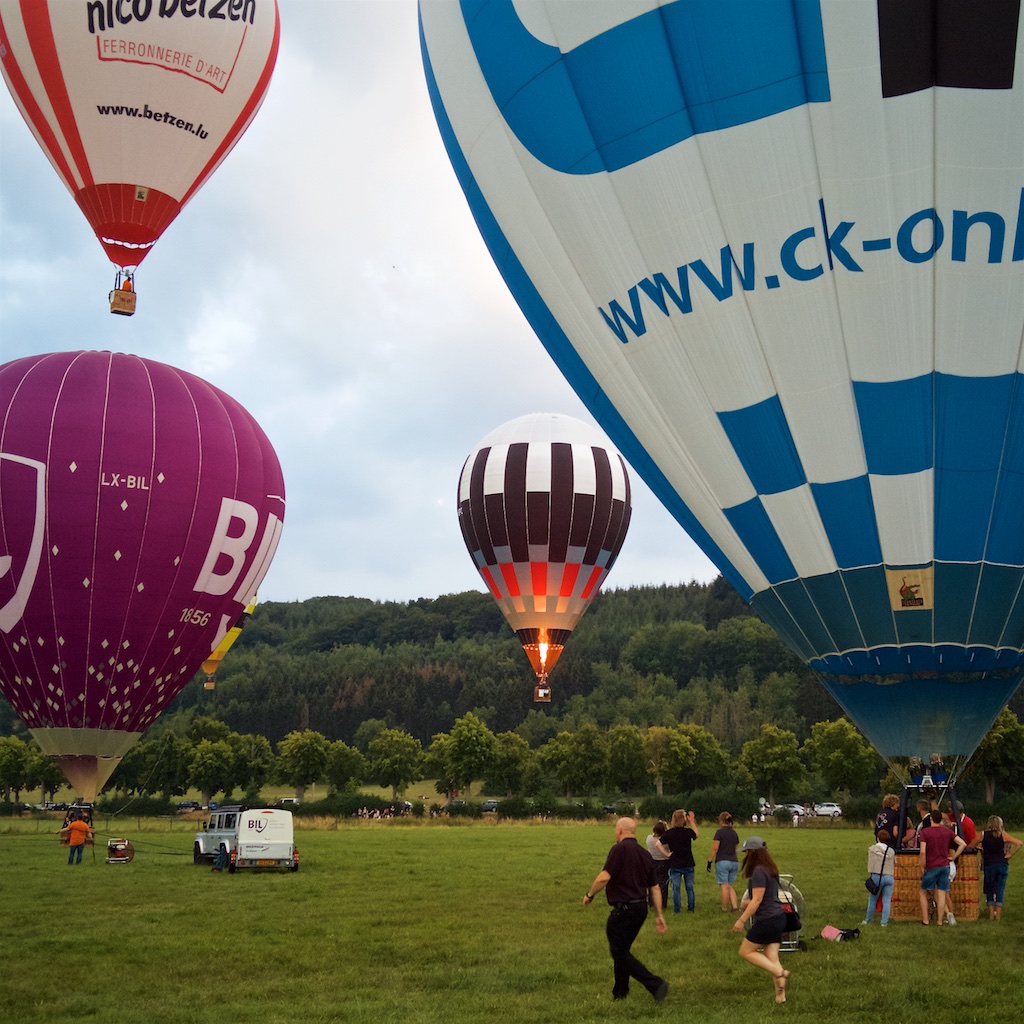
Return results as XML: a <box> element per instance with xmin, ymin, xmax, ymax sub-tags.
<box><xmin>890</xmin><ymin>850</ymin><xmax>979</xmax><ymax>922</ymax></box>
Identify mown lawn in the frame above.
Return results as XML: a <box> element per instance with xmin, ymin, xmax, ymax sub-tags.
<box><xmin>1</xmin><ymin>815</ymin><xmax>1020</xmax><ymax>1023</ymax></box>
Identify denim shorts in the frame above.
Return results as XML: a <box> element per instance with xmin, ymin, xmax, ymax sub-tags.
<box><xmin>921</xmin><ymin>865</ymin><xmax>951</xmax><ymax>892</ymax></box>
<box><xmin>715</xmin><ymin>859</ymin><xmax>739</xmax><ymax>885</ymax></box>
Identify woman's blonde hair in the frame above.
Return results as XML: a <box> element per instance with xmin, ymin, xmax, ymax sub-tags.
<box><xmin>718</xmin><ymin>811</ymin><xmax>733</xmax><ymax>826</ymax></box>
<box><xmin>882</xmin><ymin>793</ymin><xmax>900</xmax><ymax>810</ymax></box>
<box><xmin>670</xmin><ymin>809</ymin><xmax>688</xmax><ymax>827</ymax></box>
<box><xmin>986</xmin><ymin>815</ymin><xmax>1004</xmax><ymax>834</ymax></box>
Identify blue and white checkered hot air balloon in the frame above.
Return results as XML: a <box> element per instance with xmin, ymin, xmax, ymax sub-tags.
<box><xmin>421</xmin><ymin>0</ymin><xmax>1024</xmax><ymax>779</ymax></box>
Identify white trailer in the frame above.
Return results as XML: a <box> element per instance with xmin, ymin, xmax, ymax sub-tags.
<box><xmin>194</xmin><ymin>805</ymin><xmax>299</xmax><ymax>872</ymax></box>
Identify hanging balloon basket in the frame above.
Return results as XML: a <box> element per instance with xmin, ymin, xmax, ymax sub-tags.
<box><xmin>106</xmin><ymin>838</ymin><xmax>135</xmax><ymax>864</ymax></box>
<box><xmin>108</xmin><ymin>270</ymin><xmax>137</xmax><ymax>316</ymax></box>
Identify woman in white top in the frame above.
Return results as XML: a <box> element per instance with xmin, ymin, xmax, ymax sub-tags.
<box><xmin>863</xmin><ymin>828</ymin><xmax>896</xmax><ymax>926</ymax></box>
<box><xmin>645</xmin><ymin>819</ymin><xmax>670</xmax><ymax>910</ymax></box>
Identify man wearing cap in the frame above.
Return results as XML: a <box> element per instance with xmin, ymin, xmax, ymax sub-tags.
<box><xmin>583</xmin><ymin>817</ymin><xmax>669</xmax><ymax>1002</ymax></box>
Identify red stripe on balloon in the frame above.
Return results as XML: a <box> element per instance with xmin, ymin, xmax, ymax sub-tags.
<box><xmin>559</xmin><ymin>563</ymin><xmax>580</xmax><ymax>597</ymax></box>
<box><xmin>0</xmin><ymin>5</ymin><xmax>79</xmax><ymax>192</ymax></box>
<box><xmin>479</xmin><ymin>565</ymin><xmax>502</xmax><ymax>601</ymax></box>
<box><xmin>531</xmin><ymin>562</ymin><xmax>547</xmax><ymax>604</ymax></box>
<box><xmin>581</xmin><ymin>565</ymin><xmax>605</xmax><ymax>600</ymax></box>
<box><xmin>180</xmin><ymin>10</ymin><xmax>281</xmax><ymax>206</ymax></box>
<box><xmin>20</xmin><ymin>0</ymin><xmax>94</xmax><ymax>187</ymax></box>
<box><xmin>499</xmin><ymin>562</ymin><xmax>521</xmax><ymax>598</ymax></box>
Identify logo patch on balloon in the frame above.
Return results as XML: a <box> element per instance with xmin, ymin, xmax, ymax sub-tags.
<box><xmin>0</xmin><ymin>453</ymin><xmax>46</xmax><ymax>633</ymax></box>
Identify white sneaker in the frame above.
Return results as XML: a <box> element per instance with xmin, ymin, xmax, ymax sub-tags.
<box><xmin>946</xmin><ymin>912</ymin><xmax>957</xmax><ymax>926</ymax></box>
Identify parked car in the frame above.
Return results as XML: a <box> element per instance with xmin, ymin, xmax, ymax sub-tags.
<box><xmin>177</xmin><ymin>800</ymin><xmax>202</xmax><ymax>813</ymax></box>
<box><xmin>481</xmin><ymin>799</ymin><xmax>499</xmax><ymax>812</ymax></box>
<box><xmin>814</xmin><ymin>802</ymin><xmax>843</xmax><ymax>817</ymax></box>
<box><xmin>782</xmin><ymin>803</ymin><xmax>808</xmax><ymax>817</ymax></box>
<box><xmin>603</xmin><ymin>802</ymin><xmax>635</xmax><ymax>815</ymax></box>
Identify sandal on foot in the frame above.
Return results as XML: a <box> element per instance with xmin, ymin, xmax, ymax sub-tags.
<box><xmin>774</xmin><ymin>970</ymin><xmax>789</xmax><ymax>1003</ymax></box>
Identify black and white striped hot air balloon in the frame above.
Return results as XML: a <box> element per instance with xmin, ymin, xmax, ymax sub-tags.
<box><xmin>458</xmin><ymin>413</ymin><xmax>631</xmax><ymax>701</ymax></box>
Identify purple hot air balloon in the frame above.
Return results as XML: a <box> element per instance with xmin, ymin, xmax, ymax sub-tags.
<box><xmin>0</xmin><ymin>351</ymin><xmax>285</xmax><ymax>799</ymax></box>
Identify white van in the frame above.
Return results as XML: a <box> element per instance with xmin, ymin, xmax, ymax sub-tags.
<box><xmin>194</xmin><ymin>805</ymin><xmax>299</xmax><ymax>873</ymax></box>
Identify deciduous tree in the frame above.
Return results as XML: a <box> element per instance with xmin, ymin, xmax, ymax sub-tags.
<box><xmin>739</xmin><ymin>724</ymin><xmax>804</xmax><ymax>807</ymax></box>
<box><xmin>970</xmin><ymin>708</ymin><xmax>1024</xmax><ymax>803</ymax></box>
<box><xmin>606</xmin><ymin>724</ymin><xmax>647</xmax><ymax>792</ymax></box>
<box><xmin>276</xmin><ymin>729</ymin><xmax>329</xmax><ymax>801</ymax></box>
<box><xmin>801</xmin><ymin>718</ymin><xmax>880</xmax><ymax>795</ymax></box>
<box><xmin>188</xmin><ymin>739</ymin><xmax>235</xmax><ymax>806</ymax></box>
<box><xmin>444</xmin><ymin>712</ymin><xmax>497</xmax><ymax>796</ymax></box>
<box><xmin>368</xmin><ymin>728</ymin><xmax>424</xmax><ymax>800</ymax></box>
<box><xmin>325</xmin><ymin>740</ymin><xmax>367</xmax><ymax>794</ymax></box>
<box><xmin>0</xmin><ymin>734</ymin><xmax>29</xmax><ymax>802</ymax></box>
<box><xmin>484</xmin><ymin>731</ymin><xmax>533</xmax><ymax>796</ymax></box>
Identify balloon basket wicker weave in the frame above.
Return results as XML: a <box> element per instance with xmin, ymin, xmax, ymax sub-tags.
<box><xmin>108</xmin><ymin>287</ymin><xmax>137</xmax><ymax>316</ymax></box>
<box><xmin>890</xmin><ymin>850</ymin><xmax>979</xmax><ymax>921</ymax></box>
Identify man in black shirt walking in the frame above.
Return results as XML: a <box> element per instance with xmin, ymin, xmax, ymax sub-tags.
<box><xmin>583</xmin><ymin>817</ymin><xmax>669</xmax><ymax>1002</ymax></box>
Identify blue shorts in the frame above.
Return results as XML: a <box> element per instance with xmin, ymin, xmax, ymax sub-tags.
<box><xmin>715</xmin><ymin>860</ymin><xmax>739</xmax><ymax>885</ymax></box>
<box><xmin>921</xmin><ymin>865</ymin><xmax>951</xmax><ymax>892</ymax></box>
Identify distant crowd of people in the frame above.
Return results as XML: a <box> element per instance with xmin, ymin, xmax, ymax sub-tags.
<box><xmin>354</xmin><ymin>805</ymin><xmax>409</xmax><ymax>819</ymax></box>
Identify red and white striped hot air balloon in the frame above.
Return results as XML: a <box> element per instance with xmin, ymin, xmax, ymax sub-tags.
<box><xmin>458</xmin><ymin>413</ymin><xmax>631</xmax><ymax>701</ymax></box>
<box><xmin>0</xmin><ymin>0</ymin><xmax>279</xmax><ymax>309</ymax></box>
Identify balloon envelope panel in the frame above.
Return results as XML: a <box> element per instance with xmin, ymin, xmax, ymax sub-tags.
<box><xmin>0</xmin><ymin>0</ymin><xmax>280</xmax><ymax>268</ymax></box>
<box><xmin>458</xmin><ymin>413</ymin><xmax>631</xmax><ymax>682</ymax></box>
<box><xmin>0</xmin><ymin>351</ymin><xmax>285</xmax><ymax>796</ymax></box>
<box><xmin>421</xmin><ymin>0</ymin><xmax>1024</xmax><ymax>763</ymax></box>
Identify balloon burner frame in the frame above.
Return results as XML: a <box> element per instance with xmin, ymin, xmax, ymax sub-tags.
<box><xmin>894</xmin><ymin>755</ymin><xmax>969</xmax><ymax>848</ymax></box>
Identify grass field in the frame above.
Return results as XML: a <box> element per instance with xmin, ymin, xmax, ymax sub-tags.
<box><xmin>1</xmin><ymin>815</ymin><xmax>1021</xmax><ymax>1023</ymax></box>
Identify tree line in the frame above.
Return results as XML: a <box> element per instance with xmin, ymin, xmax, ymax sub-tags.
<box><xmin>3</xmin><ymin>580</ymin><xmax>1024</xmax><ymax>810</ymax></box>
<box><xmin>4</xmin><ymin>699</ymin><xmax>1024</xmax><ymax>820</ymax></box>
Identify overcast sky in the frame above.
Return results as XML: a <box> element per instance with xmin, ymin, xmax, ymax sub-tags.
<box><xmin>0</xmin><ymin>0</ymin><xmax>718</xmax><ymax>605</ymax></box>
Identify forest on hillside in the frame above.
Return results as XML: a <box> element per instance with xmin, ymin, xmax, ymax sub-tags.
<box><xmin>7</xmin><ymin>578</ymin><xmax>1024</xmax><ymax>812</ymax></box>
<box><xmin>4</xmin><ymin>579</ymin><xmax>1024</xmax><ymax>757</ymax></box>
<box><xmin>149</xmin><ymin>577</ymin><xmax>849</xmax><ymax>753</ymax></box>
